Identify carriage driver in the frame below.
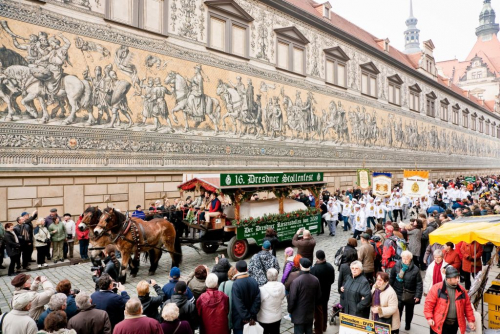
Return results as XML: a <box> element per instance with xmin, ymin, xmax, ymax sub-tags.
<box><xmin>200</xmin><ymin>192</ymin><xmax>222</xmax><ymax>230</ymax></box>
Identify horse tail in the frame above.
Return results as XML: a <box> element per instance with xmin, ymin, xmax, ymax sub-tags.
<box><xmin>173</xmin><ymin>231</ymin><xmax>183</xmax><ymax>266</ymax></box>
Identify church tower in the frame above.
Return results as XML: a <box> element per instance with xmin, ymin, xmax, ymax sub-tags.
<box><xmin>476</xmin><ymin>0</ymin><xmax>500</xmax><ymax>41</ymax></box>
<box><xmin>404</xmin><ymin>0</ymin><xmax>421</xmax><ymax>54</ymax></box>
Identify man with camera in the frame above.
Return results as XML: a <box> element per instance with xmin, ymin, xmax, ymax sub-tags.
<box><xmin>91</xmin><ymin>273</ymin><xmax>130</xmax><ymax>330</ymax></box>
<box><xmin>15</xmin><ymin>210</ymin><xmax>37</xmax><ymax>270</ymax></box>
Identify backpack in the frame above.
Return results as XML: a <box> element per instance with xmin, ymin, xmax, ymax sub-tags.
<box><xmin>369</xmin><ymin>236</ymin><xmax>383</xmax><ymax>262</ymax></box>
<box><xmin>334</xmin><ymin>246</ymin><xmax>345</xmax><ymax>267</ymax></box>
<box><xmin>388</xmin><ymin>236</ymin><xmax>408</xmax><ymax>261</ymax></box>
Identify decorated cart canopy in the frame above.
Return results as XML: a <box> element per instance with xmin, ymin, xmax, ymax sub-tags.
<box><xmin>429</xmin><ymin>217</ymin><xmax>500</xmax><ymax>246</ymax></box>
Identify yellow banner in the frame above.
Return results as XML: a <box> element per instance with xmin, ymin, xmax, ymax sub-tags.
<box><xmin>403</xmin><ymin>170</ymin><xmax>429</xmax><ymax>198</ymax></box>
<box><xmin>339</xmin><ymin>313</ymin><xmax>391</xmax><ymax>333</ymax></box>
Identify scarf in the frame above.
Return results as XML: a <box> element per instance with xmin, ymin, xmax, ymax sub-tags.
<box><xmin>396</xmin><ymin>263</ymin><xmax>409</xmax><ymax>282</ymax></box>
<box><xmin>372</xmin><ymin>282</ymin><xmax>389</xmax><ymax>321</ymax></box>
<box><xmin>9</xmin><ymin>230</ymin><xmax>19</xmax><ymax>244</ymax></box>
<box><xmin>433</xmin><ymin>261</ymin><xmax>443</xmax><ymax>285</ymax></box>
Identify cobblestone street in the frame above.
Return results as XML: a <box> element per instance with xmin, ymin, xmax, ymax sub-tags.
<box><xmin>1</xmin><ymin>226</ymin><xmax>496</xmax><ymax>334</ymax></box>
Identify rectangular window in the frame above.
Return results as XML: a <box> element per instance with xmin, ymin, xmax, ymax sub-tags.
<box><xmin>471</xmin><ymin>118</ymin><xmax>477</xmax><ymax>131</ymax></box>
<box><xmin>410</xmin><ymin>92</ymin><xmax>420</xmax><ymax>112</ymax></box>
<box><xmin>361</xmin><ymin>71</ymin><xmax>377</xmax><ymax>98</ymax></box>
<box><xmin>426</xmin><ymin>98</ymin><xmax>435</xmax><ymax>117</ymax></box>
<box><xmin>337</xmin><ymin>63</ymin><xmax>346</xmax><ymax>87</ymax></box>
<box><xmin>388</xmin><ymin>84</ymin><xmax>394</xmax><ymax>103</ymax></box>
<box><xmin>479</xmin><ymin>120</ymin><xmax>484</xmax><ymax>133</ymax></box>
<box><xmin>497</xmin><ymin>127</ymin><xmax>500</xmax><ymax>138</ymax></box>
<box><xmin>210</xmin><ymin>17</ymin><xmax>226</xmax><ymax>51</ymax></box>
<box><xmin>106</xmin><ymin>0</ymin><xmax>168</xmax><ymax>35</ymax></box>
<box><xmin>277</xmin><ymin>42</ymin><xmax>289</xmax><ymax>69</ymax></box>
<box><xmin>462</xmin><ymin>113</ymin><xmax>468</xmax><ymax>128</ymax></box>
<box><xmin>325</xmin><ymin>59</ymin><xmax>346</xmax><ymax>88</ymax></box>
<box><xmin>472</xmin><ymin>72</ymin><xmax>477</xmax><ymax>79</ymax></box>
<box><xmin>486</xmin><ymin>123</ymin><xmax>490</xmax><ymax>135</ymax></box>
<box><xmin>388</xmin><ymin>82</ymin><xmax>401</xmax><ymax>106</ymax></box>
<box><xmin>109</xmin><ymin>0</ymin><xmax>134</xmax><ymax>25</ymax></box>
<box><xmin>326</xmin><ymin>60</ymin><xmax>334</xmax><ymax>84</ymax></box>
<box><xmin>232</xmin><ymin>25</ymin><xmax>246</xmax><ymax>57</ymax></box>
<box><xmin>370</xmin><ymin>77</ymin><xmax>377</xmax><ymax>96</ymax></box>
<box><xmin>142</xmin><ymin>0</ymin><xmax>163</xmax><ymax>33</ymax></box>
<box><xmin>293</xmin><ymin>47</ymin><xmax>304</xmax><ymax>74</ymax></box>
<box><xmin>477</xmin><ymin>72</ymin><xmax>482</xmax><ymax>78</ymax></box>
<box><xmin>452</xmin><ymin>109</ymin><xmax>459</xmax><ymax>125</ymax></box>
<box><xmin>361</xmin><ymin>73</ymin><xmax>368</xmax><ymax>95</ymax></box>
<box><xmin>441</xmin><ymin>104</ymin><xmax>448</xmax><ymax>121</ymax></box>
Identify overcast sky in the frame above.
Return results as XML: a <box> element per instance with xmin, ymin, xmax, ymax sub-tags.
<box><xmin>328</xmin><ymin>0</ymin><xmax>489</xmax><ymax>62</ymax></box>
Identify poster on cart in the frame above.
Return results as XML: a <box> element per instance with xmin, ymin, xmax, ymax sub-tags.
<box><xmin>402</xmin><ymin>170</ymin><xmax>429</xmax><ymax>198</ymax></box>
<box><xmin>339</xmin><ymin>313</ymin><xmax>391</xmax><ymax>334</ymax></box>
<box><xmin>372</xmin><ymin>172</ymin><xmax>392</xmax><ymax>197</ymax></box>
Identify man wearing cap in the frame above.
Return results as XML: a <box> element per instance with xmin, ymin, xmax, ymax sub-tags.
<box><xmin>311</xmin><ymin>250</ymin><xmax>335</xmax><ymax>334</ymax></box>
<box><xmin>44</xmin><ymin>208</ymin><xmax>60</xmax><ymax>261</ymax></box>
<box><xmin>15</xmin><ymin>210</ymin><xmax>37</xmax><ymax>270</ymax></box>
<box><xmin>11</xmin><ymin>273</ymin><xmax>55</xmax><ymax>321</ymax></box>
<box><xmin>248</xmin><ymin>240</ymin><xmax>280</xmax><ymax>286</ymax></box>
<box><xmin>292</xmin><ymin>228</ymin><xmax>316</xmax><ymax>263</ymax></box>
<box><xmin>357</xmin><ymin>233</ymin><xmax>375</xmax><ymax>283</ymax></box>
<box><xmin>162</xmin><ymin>281</ymin><xmax>199</xmax><ymax>331</ymax></box>
<box><xmin>288</xmin><ymin>258</ymin><xmax>321</xmax><ymax>334</ymax></box>
<box><xmin>161</xmin><ymin>267</ymin><xmax>195</xmax><ymax>302</ymax></box>
<box><xmin>232</xmin><ymin>260</ymin><xmax>261</xmax><ymax>334</ymax></box>
<box><xmin>62</xmin><ymin>213</ymin><xmax>75</xmax><ymax>259</ymax></box>
<box><xmin>48</xmin><ymin>214</ymin><xmax>66</xmax><ymax>263</ymax></box>
<box><xmin>132</xmin><ymin>205</ymin><xmax>146</xmax><ymax>220</ymax></box>
<box><xmin>1</xmin><ymin>291</ymin><xmax>38</xmax><ymax>334</ymax></box>
<box><xmin>353</xmin><ymin>204</ymin><xmax>366</xmax><ymax>240</ymax></box>
<box><xmin>424</xmin><ymin>266</ymin><xmax>475</xmax><ymax>334</ymax></box>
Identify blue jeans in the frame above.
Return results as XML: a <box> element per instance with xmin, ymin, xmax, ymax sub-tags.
<box><xmin>79</xmin><ymin>239</ymin><xmax>89</xmax><ymax>259</ymax></box>
<box><xmin>343</xmin><ymin>216</ymin><xmax>350</xmax><ymax>231</ymax></box>
<box><xmin>367</xmin><ymin>216</ymin><xmax>376</xmax><ymax>229</ymax></box>
<box><xmin>327</xmin><ymin>220</ymin><xmax>336</xmax><ymax>235</ymax></box>
<box><xmin>233</xmin><ymin>329</ymin><xmax>243</xmax><ymax>334</ymax></box>
<box><xmin>294</xmin><ymin>323</ymin><xmax>313</xmax><ymax>334</ymax></box>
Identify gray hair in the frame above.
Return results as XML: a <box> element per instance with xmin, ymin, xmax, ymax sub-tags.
<box><xmin>433</xmin><ymin>249</ymin><xmax>444</xmax><ymax>257</ymax></box>
<box><xmin>75</xmin><ymin>291</ymin><xmax>92</xmax><ymax>310</ymax></box>
<box><xmin>266</xmin><ymin>268</ymin><xmax>279</xmax><ymax>282</ymax></box>
<box><xmin>350</xmin><ymin>260</ymin><xmax>363</xmax><ymax>270</ymax></box>
<box><xmin>48</xmin><ymin>293</ymin><xmax>67</xmax><ymax>311</ymax></box>
<box><xmin>401</xmin><ymin>250</ymin><xmax>413</xmax><ymax>259</ymax></box>
<box><xmin>162</xmin><ymin>303</ymin><xmax>180</xmax><ymax>321</ymax></box>
<box><xmin>125</xmin><ymin>297</ymin><xmax>142</xmax><ymax>316</ymax></box>
<box><xmin>205</xmin><ymin>273</ymin><xmax>218</xmax><ymax>289</ymax></box>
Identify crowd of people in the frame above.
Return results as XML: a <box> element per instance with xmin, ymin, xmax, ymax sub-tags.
<box><xmin>0</xmin><ymin>174</ymin><xmax>499</xmax><ymax>334</ymax></box>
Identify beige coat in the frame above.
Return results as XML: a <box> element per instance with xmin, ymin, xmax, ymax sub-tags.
<box><xmin>371</xmin><ymin>284</ymin><xmax>400</xmax><ymax>331</ymax></box>
<box><xmin>12</xmin><ymin>280</ymin><xmax>55</xmax><ymax>321</ymax></box>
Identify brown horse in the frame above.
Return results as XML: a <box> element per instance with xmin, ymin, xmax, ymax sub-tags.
<box><xmin>80</xmin><ymin>206</ymin><xmax>155</xmax><ymax>279</ymax></box>
<box><xmin>92</xmin><ymin>207</ymin><xmax>182</xmax><ymax>279</ymax></box>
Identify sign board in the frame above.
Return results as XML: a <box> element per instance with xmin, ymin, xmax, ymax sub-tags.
<box><xmin>402</xmin><ymin>170</ymin><xmax>429</xmax><ymax>198</ymax></box>
<box><xmin>220</xmin><ymin>172</ymin><xmax>323</xmax><ymax>187</ymax></box>
<box><xmin>357</xmin><ymin>169</ymin><xmax>371</xmax><ymax>190</ymax></box>
<box><xmin>236</xmin><ymin>214</ymin><xmax>321</xmax><ymax>245</ymax></box>
<box><xmin>339</xmin><ymin>314</ymin><xmax>391</xmax><ymax>334</ymax></box>
<box><xmin>465</xmin><ymin>176</ymin><xmax>476</xmax><ymax>183</ymax></box>
<box><xmin>372</xmin><ymin>172</ymin><xmax>392</xmax><ymax>197</ymax></box>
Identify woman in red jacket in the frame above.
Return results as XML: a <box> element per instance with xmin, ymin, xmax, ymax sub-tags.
<box><xmin>460</xmin><ymin>241</ymin><xmax>483</xmax><ymax>290</ymax></box>
<box><xmin>424</xmin><ymin>266</ymin><xmax>475</xmax><ymax>334</ymax></box>
<box><xmin>75</xmin><ymin>214</ymin><xmax>90</xmax><ymax>260</ymax></box>
<box><xmin>443</xmin><ymin>242</ymin><xmax>461</xmax><ymax>271</ymax></box>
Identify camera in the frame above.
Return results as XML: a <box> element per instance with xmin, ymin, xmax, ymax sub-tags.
<box><xmin>112</xmin><ymin>282</ymin><xmax>119</xmax><ymax>289</ymax></box>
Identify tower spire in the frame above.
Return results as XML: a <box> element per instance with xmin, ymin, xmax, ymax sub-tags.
<box><xmin>404</xmin><ymin>0</ymin><xmax>421</xmax><ymax>54</ymax></box>
<box><xmin>476</xmin><ymin>0</ymin><xmax>499</xmax><ymax>40</ymax></box>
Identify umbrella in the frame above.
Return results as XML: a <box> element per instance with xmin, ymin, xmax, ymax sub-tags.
<box><xmin>428</xmin><ymin>222</ymin><xmax>493</xmax><ymax>245</ymax></box>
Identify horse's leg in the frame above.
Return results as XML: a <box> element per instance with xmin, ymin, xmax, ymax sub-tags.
<box><xmin>120</xmin><ymin>251</ymin><xmax>131</xmax><ymax>282</ymax></box>
<box><xmin>183</xmin><ymin>111</ymin><xmax>189</xmax><ymax>132</ymax></box>
<box><xmin>38</xmin><ymin>96</ymin><xmax>50</xmax><ymax>123</ymax></box>
<box><xmin>21</xmin><ymin>92</ymin><xmax>38</xmax><ymax>119</ymax></box>
<box><xmin>1</xmin><ymin>92</ymin><xmax>14</xmax><ymax>121</ymax></box>
<box><xmin>105</xmin><ymin>108</ymin><xmax>118</xmax><ymax>128</ymax></box>
<box><xmin>205</xmin><ymin>98</ymin><xmax>219</xmax><ymax>134</ymax></box>
<box><xmin>86</xmin><ymin>105</ymin><xmax>96</xmax><ymax>126</ymax></box>
<box><xmin>62</xmin><ymin>94</ymin><xmax>80</xmax><ymax>125</ymax></box>
<box><xmin>148</xmin><ymin>248</ymin><xmax>162</xmax><ymax>275</ymax></box>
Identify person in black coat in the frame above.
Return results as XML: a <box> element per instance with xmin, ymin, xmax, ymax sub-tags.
<box><xmin>4</xmin><ymin>223</ymin><xmax>21</xmax><ymax>276</ymax></box>
<box><xmin>262</xmin><ymin>228</ymin><xmax>279</xmax><ymax>257</ymax></box>
<box><xmin>211</xmin><ymin>256</ymin><xmax>231</xmax><ymax>285</ymax></box>
<box><xmin>310</xmin><ymin>251</ymin><xmax>335</xmax><ymax>334</ymax></box>
<box><xmin>14</xmin><ymin>210</ymin><xmax>37</xmax><ymax>270</ymax></box>
<box><xmin>319</xmin><ymin>199</ymin><xmax>328</xmax><ymax>235</ymax></box>
<box><xmin>339</xmin><ymin>260</ymin><xmax>372</xmax><ymax>319</ymax></box>
<box><xmin>232</xmin><ymin>260</ymin><xmax>261</xmax><ymax>334</ymax></box>
<box><xmin>389</xmin><ymin>252</ymin><xmax>423</xmax><ymax>331</ymax></box>
<box><xmin>137</xmin><ymin>279</ymin><xmax>165</xmax><ymax>321</ymax></box>
<box><xmin>91</xmin><ymin>273</ymin><xmax>130</xmax><ymax>330</ymax></box>
<box><xmin>338</xmin><ymin>238</ymin><xmax>358</xmax><ymax>269</ymax></box>
<box><xmin>92</xmin><ymin>244</ymin><xmax>121</xmax><ymax>287</ymax></box>
<box><xmin>288</xmin><ymin>258</ymin><xmax>321</xmax><ymax>334</ymax></box>
<box><xmin>162</xmin><ymin>281</ymin><xmax>199</xmax><ymax>331</ymax></box>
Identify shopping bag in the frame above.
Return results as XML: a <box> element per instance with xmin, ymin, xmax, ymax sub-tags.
<box><xmin>243</xmin><ymin>322</ymin><xmax>264</xmax><ymax>334</ymax></box>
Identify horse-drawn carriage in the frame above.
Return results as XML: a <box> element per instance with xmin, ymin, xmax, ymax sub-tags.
<box><xmin>177</xmin><ymin>172</ymin><xmax>325</xmax><ymax>261</ymax></box>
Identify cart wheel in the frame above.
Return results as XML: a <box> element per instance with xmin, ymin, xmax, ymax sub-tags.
<box><xmin>227</xmin><ymin>236</ymin><xmax>249</xmax><ymax>261</ymax></box>
<box><xmin>200</xmin><ymin>241</ymin><xmax>219</xmax><ymax>253</ymax></box>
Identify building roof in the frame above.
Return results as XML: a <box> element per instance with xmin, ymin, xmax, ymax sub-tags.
<box><xmin>283</xmin><ymin>0</ymin><xmax>496</xmax><ymax>112</ymax></box>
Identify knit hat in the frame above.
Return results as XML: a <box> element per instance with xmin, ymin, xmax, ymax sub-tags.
<box><xmin>316</xmin><ymin>250</ymin><xmax>325</xmax><ymax>260</ymax></box>
<box><xmin>299</xmin><ymin>258</ymin><xmax>312</xmax><ymax>271</ymax></box>
<box><xmin>12</xmin><ymin>292</ymin><xmax>37</xmax><ymax>310</ymax></box>
<box><xmin>445</xmin><ymin>266</ymin><xmax>460</xmax><ymax>279</ymax></box>
<box><xmin>170</xmin><ymin>267</ymin><xmax>181</xmax><ymax>279</ymax></box>
<box><xmin>11</xmin><ymin>273</ymin><xmax>31</xmax><ymax>288</ymax></box>
<box><xmin>236</xmin><ymin>260</ymin><xmax>247</xmax><ymax>272</ymax></box>
<box><xmin>262</xmin><ymin>240</ymin><xmax>271</xmax><ymax>250</ymax></box>
<box><xmin>285</xmin><ymin>247</ymin><xmax>294</xmax><ymax>256</ymax></box>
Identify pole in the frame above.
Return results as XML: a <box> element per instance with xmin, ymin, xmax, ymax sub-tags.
<box><xmin>474</xmin><ymin>242</ymin><xmax>476</xmax><ymax>277</ymax></box>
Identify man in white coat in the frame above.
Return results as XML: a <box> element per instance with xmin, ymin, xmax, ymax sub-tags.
<box><xmin>374</xmin><ymin>198</ymin><xmax>388</xmax><ymax>224</ymax></box>
<box><xmin>349</xmin><ymin>199</ymin><xmax>358</xmax><ymax>234</ymax></box>
<box><xmin>341</xmin><ymin>197</ymin><xmax>352</xmax><ymax>232</ymax></box>
<box><xmin>326</xmin><ymin>200</ymin><xmax>339</xmax><ymax>237</ymax></box>
<box><xmin>365</xmin><ymin>198</ymin><xmax>376</xmax><ymax>229</ymax></box>
<box><xmin>391</xmin><ymin>193</ymin><xmax>403</xmax><ymax>223</ymax></box>
<box><xmin>353</xmin><ymin>204</ymin><xmax>366</xmax><ymax>239</ymax></box>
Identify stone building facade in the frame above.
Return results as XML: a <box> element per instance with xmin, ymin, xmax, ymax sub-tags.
<box><xmin>0</xmin><ymin>0</ymin><xmax>499</xmax><ymax>220</ymax></box>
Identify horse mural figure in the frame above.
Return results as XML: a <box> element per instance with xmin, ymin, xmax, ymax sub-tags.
<box><xmin>92</xmin><ymin>207</ymin><xmax>182</xmax><ymax>280</ymax></box>
<box><xmin>164</xmin><ymin>69</ymin><xmax>221</xmax><ymax>133</ymax></box>
<box><xmin>80</xmin><ymin>206</ymin><xmax>162</xmax><ymax>280</ymax></box>
<box><xmin>216</xmin><ymin>79</ymin><xmax>265</xmax><ymax>137</ymax></box>
<box><xmin>282</xmin><ymin>94</ymin><xmax>307</xmax><ymax>140</ymax></box>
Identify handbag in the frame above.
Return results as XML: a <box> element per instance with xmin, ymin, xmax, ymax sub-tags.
<box><xmin>243</xmin><ymin>322</ymin><xmax>264</xmax><ymax>334</ymax></box>
<box><xmin>334</xmin><ymin>246</ymin><xmax>345</xmax><ymax>267</ymax></box>
<box><xmin>402</xmin><ymin>288</ymin><xmax>416</xmax><ymax>303</ymax></box>
<box><xmin>66</xmin><ymin>234</ymin><xmax>73</xmax><ymax>240</ymax></box>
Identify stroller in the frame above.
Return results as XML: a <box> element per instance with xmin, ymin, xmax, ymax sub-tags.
<box><xmin>329</xmin><ymin>302</ymin><xmax>344</xmax><ymax>325</ymax></box>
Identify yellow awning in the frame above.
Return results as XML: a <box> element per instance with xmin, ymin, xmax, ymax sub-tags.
<box><xmin>428</xmin><ymin>222</ymin><xmax>493</xmax><ymax>245</ymax></box>
<box><xmin>471</xmin><ymin>223</ymin><xmax>500</xmax><ymax>246</ymax></box>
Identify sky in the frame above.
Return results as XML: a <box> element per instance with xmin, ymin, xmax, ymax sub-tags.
<box><xmin>328</xmin><ymin>0</ymin><xmax>488</xmax><ymax>62</ymax></box>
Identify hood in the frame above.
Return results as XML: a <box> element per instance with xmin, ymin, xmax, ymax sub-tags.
<box><xmin>261</xmin><ymin>282</ymin><xmax>284</xmax><ymax>298</ymax></box>
<box><xmin>171</xmin><ymin>294</ymin><xmax>188</xmax><ymax>307</ymax></box>
<box><xmin>201</xmin><ymin>289</ymin><xmax>225</xmax><ymax>307</ymax></box>
<box><xmin>286</xmin><ymin>256</ymin><xmax>294</xmax><ymax>262</ymax></box>
<box><xmin>213</xmin><ymin>258</ymin><xmax>230</xmax><ymax>272</ymax></box>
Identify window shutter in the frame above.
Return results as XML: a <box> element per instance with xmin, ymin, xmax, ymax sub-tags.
<box><xmin>142</xmin><ymin>0</ymin><xmax>163</xmax><ymax>33</ymax></box>
<box><xmin>361</xmin><ymin>74</ymin><xmax>368</xmax><ymax>95</ymax></box>
<box><xmin>395</xmin><ymin>87</ymin><xmax>400</xmax><ymax>105</ymax></box>
<box><xmin>277</xmin><ymin>42</ymin><xmax>289</xmax><ymax>69</ymax></box>
<box><xmin>110</xmin><ymin>0</ymin><xmax>134</xmax><ymax>25</ymax></box>
<box><xmin>232</xmin><ymin>25</ymin><xmax>246</xmax><ymax>57</ymax></box>
<box><xmin>369</xmin><ymin>76</ymin><xmax>376</xmax><ymax>96</ymax></box>
<box><xmin>210</xmin><ymin>17</ymin><xmax>226</xmax><ymax>51</ymax></box>
<box><xmin>337</xmin><ymin>63</ymin><xmax>345</xmax><ymax>87</ymax></box>
<box><xmin>326</xmin><ymin>60</ymin><xmax>334</xmax><ymax>84</ymax></box>
<box><xmin>293</xmin><ymin>47</ymin><xmax>304</xmax><ymax>74</ymax></box>
<box><xmin>388</xmin><ymin>84</ymin><xmax>394</xmax><ymax>103</ymax></box>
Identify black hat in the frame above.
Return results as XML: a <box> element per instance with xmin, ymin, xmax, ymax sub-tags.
<box><xmin>136</xmin><ymin>205</ymin><xmax>142</xmax><ymax>209</ymax></box>
<box><xmin>316</xmin><ymin>250</ymin><xmax>325</xmax><ymax>260</ymax></box>
<box><xmin>50</xmin><ymin>208</ymin><xmax>58</xmax><ymax>213</ymax></box>
<box><xmin>236</xmin><ymin>260</ymin><xmax>247</xmax><ymax>272</ymax></box>
<box><xmin>174</xmin><ymin>281</ymin><xmax>187</xmax><ymax>294</ymax></box>
<box><xmin>360</xmin><ymin>233</ymin><xmax>371</xmax><ymax>241</ymax></box>
<box><xmin>299</xmin><ymin>258</ymin><xmax>312</xmax><ymax>269</ymax></box>
<box><xmin>63</xmin><ymin>213</ymin><xmax>71</xmax><ymax>217</ymax></box>
<box><xmin>445</xmin><ymin>266</ymin><xmax>460</xmax><ymax>279</ymax></box>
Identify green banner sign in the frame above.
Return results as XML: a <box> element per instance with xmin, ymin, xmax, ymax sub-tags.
<box><xmin>221</xmin><ymin>172</ymin><xmax>323</xmax><ymax>187</ymax></box>
<box><xmin>465</xmin><ymin>176</ymin><xmax>476</xmax><ymax>182</ymax></box>
<box><xmin>236</xmin><ymin>214</ymin><xmax>321</xmax><ymax>245</ymax></box>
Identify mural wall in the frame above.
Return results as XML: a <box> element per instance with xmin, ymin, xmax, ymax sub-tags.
<box><xmin>0</xmin><ymin>0</ymin><xmax>499</xmax><ymax>170</ymax></box>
